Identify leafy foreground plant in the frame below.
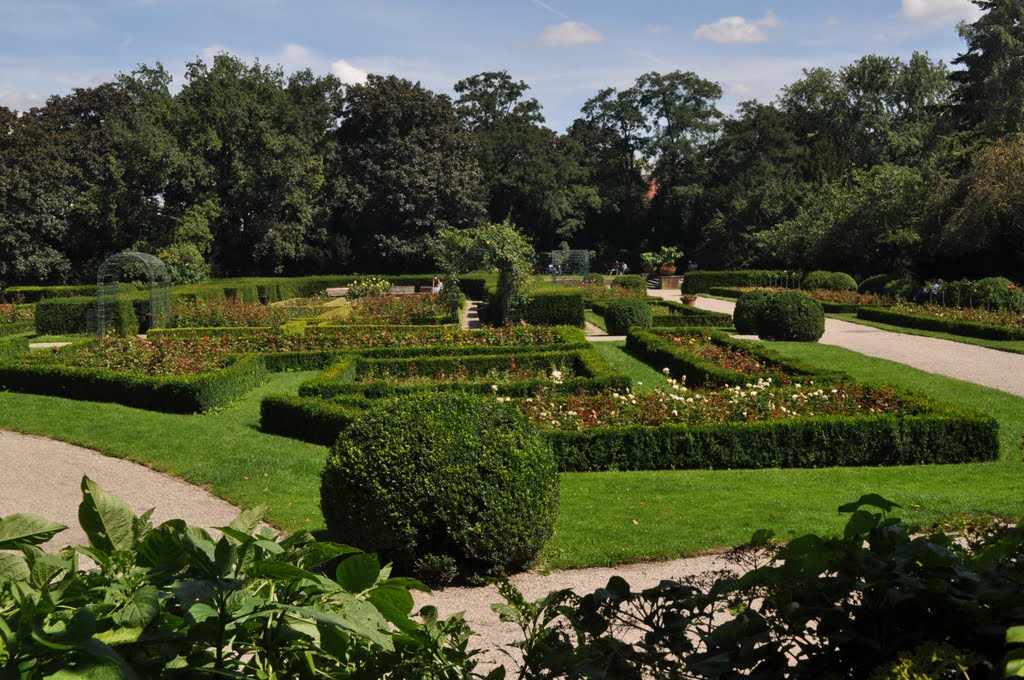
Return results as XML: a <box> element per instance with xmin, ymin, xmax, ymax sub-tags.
<box><xmin>494</xmin><ymin>495</ymin><xmax>1024</xmax><ymax>679</ymax></box>
<box><xmin>0</xmin><ymin>477</ymin><xmax>496</xmax><ymax>678</ymax></box>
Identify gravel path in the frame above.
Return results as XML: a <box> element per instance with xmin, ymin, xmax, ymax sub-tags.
<box><xmin>0</xmin><ymin>430</ymin><xmax>243</xmax><ymax>549</ymax></box>
<box><xmin>691</xmin><ymin>295</ymin><xmax>1024</xmax><ymax>398</ymax></box>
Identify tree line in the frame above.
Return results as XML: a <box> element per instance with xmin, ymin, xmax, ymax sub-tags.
<box><xmin>1</xmin><ymin>0</ymin><xmax>1022</xmax><ymax>285</ymax></box>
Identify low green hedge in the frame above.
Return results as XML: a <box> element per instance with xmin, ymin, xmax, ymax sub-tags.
<box><xmin>298</xmin><ymin>348</ymin><xmax>630</xmax><ymax>399</ymax></box>
<box><xmin>626</xmin><ymin>328</ymin><xmax>826</xmax><ymax>387</ymax></box>
<box><xmin>546</xmin><ymin>402</ymin><xmax>998</xmax><ymax>472</ymax></box>
<box><xmin>0</xmin><ymin>355</ymin><xmax>267</xmax><ymax>413</ymax></box>
<box><xmin>857</xmin><ymin>307</ymin><xmax>1024</xmax><ymax>341</ymax></box>
<box><xmin>3</xmin><ymin>285</ymin><xmax>98</xmax><ymax>303</ymax></box>
<box><xmin>611</xmin><ymin>275</ymin><xmax>647</xmax><ymax>290</ymax></box>
<box><xmin>521</xmin><ymin>290</ymin><xmax>585</xmax><ymax>327</ymax></box>
<box><xmin>682</xmin><ymin>270</ymin><xmax>795</xmax><ymax>294</ymax></box>
<box><xmin>0</xmin><ymin>321</ymin><xmax>34</xmax><ymax>338</ymax></box>
<box><xmin>35</xmin><ymin>296</ymin><xmax>139</xmax><ymax>335</ymax></box>
<box><xmin>260</xmin><ymin>394</ymin><xmax>370</xmax><ymax>445</ymax></box>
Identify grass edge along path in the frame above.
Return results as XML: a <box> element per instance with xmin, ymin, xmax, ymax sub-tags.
<box><xmin>830</xmin><ymin>312</ymin><xmax>1024</xmax><ymax>355</ymax></box>
<box><xmin>0</xmin><ymin>345</ymin><xmax>1023</xmax><ymax>571</ymax></box>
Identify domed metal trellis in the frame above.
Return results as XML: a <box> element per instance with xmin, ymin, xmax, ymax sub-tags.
<box><xmin>96</xmin><ymin>251</ymin><xmax>170</xmax><ymax>336</ymax></box>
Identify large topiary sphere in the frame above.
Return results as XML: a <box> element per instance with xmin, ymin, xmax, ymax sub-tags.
<box><xmin>603</xmin><ymin>298</ymin><xmax>653</xmax><ymax>334</ymax></box>
<box><xmin>733</xmin><ymin>290</ymin><xmax>772</xmax><ymax>335</ymax></box>
<box><xmin>804</xmin><ymin>270</ymin><xmax>857</xmax><ymax>291</ymax></box>
<box><xmin>757</xmin><ymin>291</ymin><xmax>825</xmax><ymax>342</ymax></box>
<box><xmin>858</xmin><ymin>274</ymin><xmax>893</xmax><ymax>294</ymax></box>
<box><xmin>320</xmin><ymin>392</ymin><xmax>559</xmax><ymax>582</ymax></box>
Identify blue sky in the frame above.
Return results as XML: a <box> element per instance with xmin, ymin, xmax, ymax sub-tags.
<box><xmin>0</xmin><ymin>0</ymin><xmax>981</xmax><ymax>131</ymax></box>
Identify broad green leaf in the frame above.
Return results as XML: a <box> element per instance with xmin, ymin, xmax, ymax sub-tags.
<box><xmin>838</xmin><ymin>493</ymin><xmax>901</xmax><ymax>514</ymax></box>
<box><xmin>113</xmin><ymin>585</ymin><xmax>160</xmax><ymax>629</ymax></box>
<box><xmin>0</xmin><ymin>552</ymin><xmax>29</xmax><ymax>582</ymax></box>
<box><xmin>47</xmin><ymin>664</ymin><xmax>126</xmax><ymax>680</ymax></box>
<box><xmin>844</xmin><ymin>509</ymin><xmax>880</xmax><ymax>538</ymax></box>
<box><xmin>368</xmin><ymin>586</ymin><xmax>417</xmax><ymax>633</ymax></box>
<box><xmin>79</xmin><ymin>476</ymin><xmax>138</xmax><ymax>553</ymax></box>
<box><xmin>1008</xmin><ymin>625</ymin><xmax>1024</xmax><ymax>644</ymax></box>
<box><xmin>248</xmin><ymin>560</ymin><xmax>321</xmax><ymax>584</ymax></box>
<box><xmin>286</xmin><ymin>602</ymin><xmax>394</xmax><ymax>651</ymax></box>
<box><xmin>94</xmin><ymin>626</ymin><xmax>143</xmax><ymax>646</ymax></box>
<box><xmin>226</xmin><ymin>505</ymin><xmax>266</xmax><ymax>535</ymax></box>
<box><xmin>1006</xmin><ymin>658</ymin><xmax>1024</xmax><ymax>677</ymax></box>
<box><xmin>170</xmin><ymin>578</ymin><xmax>243</xmax><ymax>611</ymax></box>
<box><xmin>335</xmin><ymin>553</ymin><xmax>381</xmax><ymax>593</ymax></box>
<box><xmin>0</xmin><ymin>514</ymin><xmax>66</xmax><ymax>549</ymax></box>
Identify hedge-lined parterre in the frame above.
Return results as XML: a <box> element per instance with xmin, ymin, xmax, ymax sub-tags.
<box><xmin>858</xmin><ymin>305</ymin><xmax>1024</xmax><ymax>341</ymax></box>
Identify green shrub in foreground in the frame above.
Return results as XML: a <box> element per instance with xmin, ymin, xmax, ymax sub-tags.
<box><xmin>0</xmin><ymin>477</ymin><xmax>480</xmax><ymax>676</ymax></box>
<box><xmin>758</xmin><ymin>291</ymin><xmax>825</xmax><ymax>342</ymax></box>
<box><xmin>858</xmin><ymin>273</ymin><xmax>894</xmax><ymax>294</ymax></box>
<box><xmin>611</xmin><ymin>274</ymin><xmax>647</xmax><ymax>290</ymax></box>
<box><xmin>321</xmin><ymin>392</ymin><xmax>559</xmax><ymax>583</ymax></box>
<box><xmin>733</xmin><ymin>289</ymin><xmax>772</xmax><ymax>335</ymax></box>
<box><xmin>603</xmin><ymin>298</ymin><xmax>653</xmax><ymax>335</ymax></box>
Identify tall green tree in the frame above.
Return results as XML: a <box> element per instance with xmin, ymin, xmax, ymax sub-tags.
<box><xmin>951</xmin><ymin>0</ymin><xmax>1024</xmax><ymax>139</ymax></box>
<box><xmin>333</xmin><ymin>74</ymin><xmax>485</xmax><ymax>270</ymax></box>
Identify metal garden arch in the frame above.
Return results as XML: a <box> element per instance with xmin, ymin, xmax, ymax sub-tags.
<box><xmin>96</xmin><ymin>251</ymin><xmax>170</xmax><ymax>336</ymax></box>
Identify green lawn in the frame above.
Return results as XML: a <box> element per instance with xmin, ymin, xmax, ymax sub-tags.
<box><xmin>1</xmin><ymin>344</ymin><xmax>1023</xmax><ymax>572</ymax></box>
<box><xmin>831</xmin><ymin>312</ymin><xmax>1024</xmax><ymax>355</ymax></box>
<box><xmin>584</xmin><ymin>310</ymin><xmax>608</xmax><ymax>333</ymax></box>
<box><xmin>588</xmin><ymin>341</ymin><xmax>664</xmax><ymax>393</ymax></box>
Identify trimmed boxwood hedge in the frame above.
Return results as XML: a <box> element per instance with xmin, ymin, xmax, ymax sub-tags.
<box><xmin>625</xmin><ymin>328</ymin><xmax>828</xmax><ymax>387</ymax></box>
<box><xmin>545</xmin><ymin>402</ymin><xmax>998</xmax><ymax>472</ymax></box>
<box><xmin>681</xmin><ymin>270</ymin><xmax>793</xmax><ymax>294</ymax></box>
<box><xmin>521</xmin><ymin>290</ymin><xmax>585</xmax><ymax>327</ymax></box>
<box><xmin>601</xmin><ymin>298</ymin><xmax>652</xmax><ymax>335</ymax></box>
<box><xmin>757</xmin><ymin>291</ymin><xmax>825</xmax><ymax>342</ymax></box>
<box><xmin>297</xmin><ymin>348</ymin><xmax>629</xmax><ymax>399</ymax></box>
<box><xmin>260</xmin><ymin>394</ymin><xmax>370</xmax><ymax>445</ymax></box>
<box><xmin>857</xmin><ymin>306</ymin><xmax>1024</xmax><ymax>341</ymax></box>
<box><xmin>611</xmin><ymin>275</ymin><xmax>647</xmax><ymax>290</ymax></box>
<box><xmin>591</xmin><ymin>299</ymin><xmax>732</xmax><ymax>329</ymax></box>
<box><xmin>35</xmin><ymin>296</ymin><xmax>139</xmax><ymax>335</ymax></box>
<box><xmin>0</xmin><ymin>332</ymin><xmax>30</xmax><ymax>361</ymax></box>
<box><xmin>3</xmin><ymin>285</ymin><xmax>98</xmax><ymax>303</ymax></box>
<box><xmin>0</xmin><ymin>354</ymin><xmax>268</xmax><ymax>413</ymax></box>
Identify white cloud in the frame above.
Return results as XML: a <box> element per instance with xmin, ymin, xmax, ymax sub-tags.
<box><xmin>901</xmin><ymin>0</ymin><xmax>982</xmax><ymax>26</ymax></box>
<box><xmin>331</xmin><ymin>59</ymin><xmax>368</xmax><ymax>84</ymax></box>
<box><xmin>826</xmin><ymin>16</ymin><xmax>843</xmax><ymax>26</ymax></box>
<box><xmin>538</xmin><ymin>21</ymin><xmax>604</xmax><ymax>47</ymax></box>
<box><xmin>647</xmin><ymin>23</ymin><xmax>671</xmax><ymax>34</ymax></box>
<box><xmin>872</xmin><ymin>32</ymin><xmax>890</xmax><ymax>42</ymax></box>
<box><xmin>0</xmin><ymin>91</ymin><xmax>46</xmax><ymax>112</ymax></box>
<box><xmin>694</xmin><ymin>11</ymin><xmax>782</xmax><ymax>44</ymax></box>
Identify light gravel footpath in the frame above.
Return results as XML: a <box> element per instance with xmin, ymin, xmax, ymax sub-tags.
<box><xmin>0</xmin><ymin>430</ymin><xmax>242</xmax><ymax>549</ymax></box>
<box><xmin>690</xmin><ymin>295</ymin><xmax>1024</xmax><ymax>398</ymax></box>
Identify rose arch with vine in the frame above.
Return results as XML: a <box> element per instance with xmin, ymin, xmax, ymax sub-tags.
<box><xmin>433</xmin><ymin>221</ymin><xmax>534</xmax><ymax>324</ymax></box>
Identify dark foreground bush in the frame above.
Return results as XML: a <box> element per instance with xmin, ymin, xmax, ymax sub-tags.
<box><xmin>321</xmin><ymin>392</ymin><xmax>559</xmax><ymax>583</ymax></box>
<box><xmin>733</xmin><ymin>289</ymin><xmax>772</xmax><ymax>334</ymax></box>
<box><xmin>498</xmin><ymin>494</ymin><xmax>1024</xmax><ymax>679</ymax></box>
<box><xmin>603</xmin><ymin>298</ymin><xmax>653</xmax><ymax>335</ymax></box>
<box><xmin>758</xmin><ymin>291</ymin><xmax>825</xmax><ymax>341</ymax></box>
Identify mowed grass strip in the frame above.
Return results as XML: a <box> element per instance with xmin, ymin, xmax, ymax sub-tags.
<box><xmin>0</xmin><ymin>372</ymin><xmax>328</xmax><ymax>532</ymax></box>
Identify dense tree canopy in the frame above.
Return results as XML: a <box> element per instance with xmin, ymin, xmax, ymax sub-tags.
<box><xmin>1</xmin><ymin>0</ymin><xmax>1023</xmax><ymax>286</ymax></box>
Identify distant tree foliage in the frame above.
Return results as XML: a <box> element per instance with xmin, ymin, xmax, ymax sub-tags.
<box><xmin>1</xmin><ymin>2</ymin><xmax>1023</xmax><ymax>285</ymax></box>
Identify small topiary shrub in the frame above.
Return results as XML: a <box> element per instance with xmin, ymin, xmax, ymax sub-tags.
<box><xmin>884</xmin><ymin>278</ymin><xmax>917</xmax><ymax>301</ymax></box>
<box><xmin>611</xmin><ymin>274</ymin><xmax>646</xmax><ymax>290</ymax></box>
<box><xmin>804</xmin><ymin>270</ymin><xmax>857</xmax><ymax>291</ymax></box>
<box><xmin>858</xmin><ymin>274</ymin><xmax>893</xmax><ymax>294</ymax></box>
<box><xmin>603</xmin><ymin>298</ymin><xmax>653</xmax><ymax>335</ymax></box>
<box><xmin>733</xmin><ymin>290</ymin><xmax>772</xmax><ymax>335</ymax></box>
<box><xmin>320</xmin><ymin>392</ymin><xmax>559</xmax><ymax>583</ymax></box>
<box><xmin>757</xmin><ymin>291</ymin><xmax>825</xmax><ymax>341</ymax></box>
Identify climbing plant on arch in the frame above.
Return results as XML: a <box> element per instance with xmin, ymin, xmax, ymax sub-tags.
<box><xmin>433</xmin><ymin>221</ymin><xmax>534</xmax><ymax>324</ymax></box>
<box><xmin>96</xmin><ymin>251</ymin><xmax>170</xmax><ymax>336</ymax></box>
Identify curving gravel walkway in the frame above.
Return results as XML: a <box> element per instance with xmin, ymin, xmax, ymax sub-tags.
<box><xmin>0</xmin><ymin>430</ymin><xmax>243</xmax><ymax>549</ymax></box>
<box><xmin>690</xmin><ymin>294</ymin><xmax>1024</xmax><ymax>398</ymax></box>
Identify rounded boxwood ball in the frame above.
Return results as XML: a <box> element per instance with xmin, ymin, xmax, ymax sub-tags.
<box><xmin>733</xmin><ymin>290</ymin><xmax>771</xmax><ymax>335</ymax></box>
<box><xmin>757</xmin><ymin>291</ymin><xmax>825</xmax><ymax>341</ymax></box>
<box><xmin>604</xmin><ymin>298</ymin><xmax>653</xmax><ymax>335</ymax></box>
<box><xmin>320</xmin><ymin>392</ymin><xmax>559</xmax><ymax>581</ymax></box>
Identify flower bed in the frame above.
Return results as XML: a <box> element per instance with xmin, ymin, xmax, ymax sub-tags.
<box><xmin>0</xmin><ymin>300</ymin><xmax>33</xmax><ymax>326</ymax></box>
<box><xmin>168</xmin><ymin>297</ymin><xmax>308</xmax><ymax>328</ymax></box>
<box><xmin>590</xmin><ymin>299</ymin><xmax>732</xmax><ymax>328</ymax></box>
<box><xmin>344</xmin><ymin>293</ymin><xmax>451</xmax><ymax>325</ymax></box>
<box><xmin>148</xmin><ymin>324</ymin><xmax>588</xmax><ymax>354</ymax></box>
<box><xmin>297</xmin><ymin>348</ymin><xmax>628</xmax><ymax>399</ymax></box>
<box><xmin>626</xmin><ymin>329</ymin><xmax>826</xmax><ymax>388</ymax></box>
<box><xmin>708</xmin><ymin>287</ymin><xmax>892</xmax><ymax>313</ymax></box>
<box><xmin>519</xmin><ymin>378</ymin><xmax>913</xmax><ymax>430</ymax></box>
<box><xmin>48</xmin><ymin>335</ymin><xmax>231</xmax><ymax>375</ymax></box>
<box><xmin>857</xmin><ymin>305</ymin><xmax>1024</xmax><ymax>341</ymax></box>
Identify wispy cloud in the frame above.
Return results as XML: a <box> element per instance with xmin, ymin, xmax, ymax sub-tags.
<box><xmin>539</xmin><ymin>21</ymin><xmax>603</xmax><ymax>47</ymax></box>
<box><xmin>694</xmin><ymin>11</ymin><xmax>783</xmax><ymax>44</ymax></box>
<box><xmin>528</xmin><ymin>0</ymin><xmax>569</xmax><ymax>21</ymax></box>
<box><xmin>826</xmin><ymin>16</ymin><xmax>842</xmax><ymax>26</ymax></box>
<box><xmin>331</xmin><ymin>59</ymin><xmax>368</xmax><ymax>84</ymax></box>
<box><xmin>647</xmin><ymin>23</ymin><xmax>671</xmax><ymax>34</ymax></box>
<box><xmin>900</xmin><ymin>0</ymin><xmax>982</xmax><ymax>26</ymax></box>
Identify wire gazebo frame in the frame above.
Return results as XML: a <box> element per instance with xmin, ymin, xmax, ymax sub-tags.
<box><xmin>96</xmin><ymin>251</ymin><xmax>170</xmax><ymax>336</ymax></box>
<box><xmin>546</xmin><ymin>249</ymin><xmax>591</xmax><ymax>283</ymax></box>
